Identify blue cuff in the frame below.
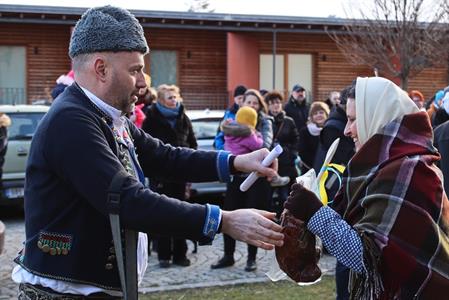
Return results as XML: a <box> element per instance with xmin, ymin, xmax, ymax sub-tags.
<box><xmin>216</xmin><ymin>150</ymin><xmax>231</xmax><ymax>182</ymax></box>
<box><xmin>202</xmin><ymin>204</ymin><xmax>222</xmax><ymax>241</ymax></box>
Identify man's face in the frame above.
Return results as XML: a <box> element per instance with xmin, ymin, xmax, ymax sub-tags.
<box><xmin>292</xmin><ymin>90</ymin><xmax>305</xmax><ymax>102</ymax></box>
<box><xmin>106</xmin><ymin>52</ymin><xmax>146</xmax><ymax>115</ymax></box>
<box><xmin>343</xmin><ymin>98</ymin><xmax>360</xmax><ymax>152</ymax></box>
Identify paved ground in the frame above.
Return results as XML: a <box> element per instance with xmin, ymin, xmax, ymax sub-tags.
<box><xmin>0</xmin><ymin>208</ymin><xmax>336</xmax><ymax>298</ymax></box>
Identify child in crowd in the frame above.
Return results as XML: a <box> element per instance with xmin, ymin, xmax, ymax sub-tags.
<box><xmin>223</xmin><ymin>106</ymin><xmax>289</xmax><ymax>186</ymax></box>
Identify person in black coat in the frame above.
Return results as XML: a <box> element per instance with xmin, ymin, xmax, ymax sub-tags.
<box><xmin>265</xmin><ymin>91</ymin><xmax>299</xmax><ymax>212</ymax></box>
<box><xmin>298</xmin><ymin>102</ymin><xmax>330</xmax><ymax>174</ymax></box>
<box><xmin>11</xmin><ymin>6</ymin><xmax>284</xmax><ymax>298</ymax></box>
<box><xmin>142</xmin><ymin>84</ymin><xmax>197</xmax><ymax>268</ymax></box>
<box><xmin>434</xmin><ymin>120</ymin><xmax>449</xmax><ymax>193</ymax></box>
<box><xmin>314</xmin><ymin>84</ymin><xmax>356</xmax><ymax>300</ymax></box>
<box><xmin>284</xmin><ymin>84</ymin><xmax>310</xmax><ymax>133</ymax></box>
<box><xmin>0</xmin><ymin>113</ymin><xmax>11</xmax><ymax>188</ymax></box>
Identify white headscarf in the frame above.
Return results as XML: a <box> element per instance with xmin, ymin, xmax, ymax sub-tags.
<box><xmin>355</xmin><ymin>77</ymin><xmax>419</xmax><ymax>146</ymax></box>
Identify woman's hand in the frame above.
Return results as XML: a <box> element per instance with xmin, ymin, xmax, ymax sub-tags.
<box><xmin>284</xmin><ymin>183</ymin><xmax>323</xmax><ymax>223</ymax></box>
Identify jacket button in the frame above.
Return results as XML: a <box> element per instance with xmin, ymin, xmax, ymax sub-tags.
<box><xmin>42</xmin><ymin>244</ymin><xmax>50</xmax><ymax>253</ymax></box>
<box><xmin>62</xmin><ymin>248</ymin><xmax>69</xmax><ymax>255</ymax></box>
<box><xmin>105</xmin><ymin>263</ymin><xmax>114</xmax><ymax>270</ymax></box>
<box><xmin>108</xmin><ymin>255</ymin><xmax>116</xmax><ymax>261</ymax></box>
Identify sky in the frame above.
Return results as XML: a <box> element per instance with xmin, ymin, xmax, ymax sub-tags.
<box><xmin>0</xmin><ymin>0</ymin><xmax>368</xmax><ymax>18</ymax></box>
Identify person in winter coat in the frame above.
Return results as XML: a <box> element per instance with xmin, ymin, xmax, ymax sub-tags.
<box><xmin>223</xmin><ymin>106</ymin><xmax>263</xmax><ymax>155</ymax></box>
<box><xmin>297</xmin><ymin>102</ymin><xmax>330</xmax><ymax>174</ymax></box>
<box><xmin>213</xmin><ymin>85</ymin><xmax>247</xmax><ymax>150</ymax></box>
<box><xmin>314</xmin><ymin>85</ymin><xmax>356</xmax><ymax>300</ymax></box>
<box><xmin>211</xmin><ymin>89</ymin><xmax>274</xmax><ymax>272</ymax></box>
<box><xmin>11</xmin><ymin>7</ymin><xmax>284</xmax><ymax>298</ymax></box>
<box><xmin>434</xmin><ymin>120</ymin><xmax>449</xmax><ymax>194</ymax></box>
<box><xmin>0</xmin><ymin>113</ymin><xmax>11</xmax><ymax>187</ymax></box>
<box><xmin>285</xmin><ymin>77</ymin><xmax>449</xmax><ymax>299</ymax></box>
<box><xmin>284</xmin><ymin>84</ymin><xmax>310</xmax><ymax>133</ymax></box>
<box><xmin>266</xmin><ymin>91</ymin><xmax>299</xmax><ymax>211</ymax></box>
<box><xmin>51</xmin><ymin>70</ymin><xmax>75</xmax><ymax>100</ymax></box>
<box><xmin>141</xmin><ymin>84</ymin><xmax>197</xmax><ymax>268</ymax></box>
<box><xmin>325</xmin><ymin>91</ymin><xmax>341</xmax><ymax>111</ymax></box>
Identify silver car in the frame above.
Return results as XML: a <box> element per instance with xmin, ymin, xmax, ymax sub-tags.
<box><xmin>186</xmin><ymin>109</ymin><xmax>227</xmax><ymax>200</ymax></box>
<box><xmin>0</xmin><ymin>105</ymin><xmax>49</xmax><ymax>206</ymax></box>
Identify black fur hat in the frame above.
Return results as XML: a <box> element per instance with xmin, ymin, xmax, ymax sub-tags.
<box><xmin>69</xmin><ymin>6</ymin><xmax>149</xmax><ymax>59</ymax></box>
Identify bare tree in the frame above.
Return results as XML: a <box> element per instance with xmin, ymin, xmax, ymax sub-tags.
<box><xmin>187</xmin><ymin>0</ymin><xmax>214</xmax><ymax>13</ymax></box>
<box><xmin>328</xmin><ymin>0</ymin><xmax>449</xmax><ymax>89</ymax></box>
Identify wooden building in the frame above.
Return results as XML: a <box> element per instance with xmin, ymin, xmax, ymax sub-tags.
<box><xmin>0</xmin><ymin>4</ymin><xmax>447</xmax><ymax>108</ymax></box>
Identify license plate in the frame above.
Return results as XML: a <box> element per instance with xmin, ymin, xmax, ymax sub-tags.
<box><xmin>5</xmin><ymin>187</ymin><xmax>24</xmax><ymax>199</ymax></box>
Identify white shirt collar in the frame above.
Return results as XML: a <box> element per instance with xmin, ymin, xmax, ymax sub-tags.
<box><xmin>80</xmin><ymin>85</ymin><xmax>124</xmax><ymax>128</ymax></box>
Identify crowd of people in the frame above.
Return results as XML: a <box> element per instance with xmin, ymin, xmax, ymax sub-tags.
<box><xmin>8</xmin><ymin>4</ymin><xmax>449</xmax><ymax>300</ymax></box>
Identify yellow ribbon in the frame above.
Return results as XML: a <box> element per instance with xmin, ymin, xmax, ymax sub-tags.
<box><xmin>319</xmin><ymin>163</ymin><xmax>345</xmax><ymax>206</ymax></box>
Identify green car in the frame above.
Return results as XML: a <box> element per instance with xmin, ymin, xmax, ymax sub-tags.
<box><xmin>0</xmin><ymin>105</ymin><xmax>49</xmax><ymax>207</ymax></box>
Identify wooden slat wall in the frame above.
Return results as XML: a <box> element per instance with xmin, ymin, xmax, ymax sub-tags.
<box><xmin>0</xmin><ymin>23</ymin><xmax>72</xmax><ymax>103</ymax></box>
<box><xmin>0</xmin><ymin>23</ymin><xmax>447</xmax><ymax>106</ymax></box>
<box><xmin>256</xmin><ymin>32</ymin><xmax>448</xmax><ymax>102</ymax></box>
<box><xmin>143</xmin><ymin>28</ymin><xmax>228</xmax><ymax>109</ymax></box>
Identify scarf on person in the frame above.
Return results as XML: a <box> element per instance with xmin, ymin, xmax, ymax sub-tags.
<box><xmin>155</xmin><ymin>101</ymin><xmax>180</xmax><ymax>128</ymax></box>
<box><xmin>333</xmin><ymin>111</ymin><xmax>449</xmax><ymax>299</ymax></box>
<box><xmin>332</xmin><ymin>77</ymin><xmax>449</xmax><ymax>299</ymax></box>
<box><xmin>307</xmin><ymin>122</ymin><xmax>322</xmax><ymax>136</ymax></box>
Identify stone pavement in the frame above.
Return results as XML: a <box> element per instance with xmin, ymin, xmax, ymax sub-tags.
<box><xmin>140</xmin><ymin>235</ymin><xmax>336</xmax><ymax>294</ymax></box>
<box><xmin>0</xmin><ymin>215</ymin><xmax>336</xmax><ymax>298</ymax></box>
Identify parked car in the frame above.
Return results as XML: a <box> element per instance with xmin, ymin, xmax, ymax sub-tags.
<box><xmin>0</xmin><ymin>105</ymin><xmax>49</xmax><ymax>207</ymax></box>
<box><xmin>186</xmin><ymin>109</ymin><xmax>227</xmax><ymax>201</ymax></box>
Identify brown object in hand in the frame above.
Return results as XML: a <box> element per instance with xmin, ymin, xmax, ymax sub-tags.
<box><xmin>275</xmin><ymin>210</ymin><xmax>321</xmax><ymax>283</ymax></box>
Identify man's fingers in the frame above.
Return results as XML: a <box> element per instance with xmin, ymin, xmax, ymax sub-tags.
<box><xmin>253</xmin><ymin>209</ymin><xmax>277</xmax><ymax>220</ymax></box>
<box><xmin>247</xmin><ymin>240</ymin><xmax>275</xmax><ymax>251</ymax></box>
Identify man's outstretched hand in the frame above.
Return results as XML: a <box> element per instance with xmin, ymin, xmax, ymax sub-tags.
<box><xmin>284</xmin><ymin>183</ymin><xmax>323</xmax><ymax>223</ymax></box>
<box><xmin>234</xmin><ymin>148</ymin><xmax>278</xmax><ymax>181</ymax></box>
<box><xmin>221</xmin><ymin>209</ymin><xmax>284</xmax><ymax>250</ymax></box>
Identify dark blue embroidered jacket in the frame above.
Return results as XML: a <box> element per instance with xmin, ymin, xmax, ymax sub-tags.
<box><xmin>17</xmin><ymin>84</ymin><xmax>224</xmax><ymax>290</ymax></box>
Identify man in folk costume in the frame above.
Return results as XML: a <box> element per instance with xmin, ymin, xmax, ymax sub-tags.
<box><xmin>284</xmin><ymin>77</ymin><xmax>449</xmax><ymax>299</ymax></box>
<box><xmin>12</xmin><ymin>6</ymin><xmax>284</xmax><ymax>299</ymax></box>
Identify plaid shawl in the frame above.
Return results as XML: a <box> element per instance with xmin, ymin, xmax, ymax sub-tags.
<box><xmin>333</xmin><ymin>111</ymin><xmax>449</xmax><ymax>299</ymax></box>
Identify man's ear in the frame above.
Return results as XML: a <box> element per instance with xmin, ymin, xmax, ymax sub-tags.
<box><xmin>93</xmin><ymin>55</ymin><xmax>108</xmax><ymax>83</ymax></box>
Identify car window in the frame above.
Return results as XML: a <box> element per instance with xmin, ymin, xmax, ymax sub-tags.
<box><xmin>191</xmin><ymin>118</ymin><xmax>220</xmax><ymax>140</ymax></box>
<box><xmin>8</xmin><ymin>112</ymin><xmax>46</xmax><ymax>140</ymax></box>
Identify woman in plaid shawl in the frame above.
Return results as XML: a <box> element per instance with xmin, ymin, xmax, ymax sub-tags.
<box><xmin>285</xmin><ymin>77</ymin><xmax>449</xmax><ymax>299</ymax></box>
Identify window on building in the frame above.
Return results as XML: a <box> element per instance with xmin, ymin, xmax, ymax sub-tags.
<box><xmin>259</xmin><ymin>53</ymin><xmax>313</xmax><ymax>101</ymax></box>
<box><xmin>0</xmin><ymin>46</ymin><xmax>26</xmax><ymax>104</ymax></box>
<box><xmin>259</xmin><ymin>54</ymin><xmax>284</xmax><ymax>92</ymax></box>
<box><xmin>148</xmin><ymin>50</ymin><xmax>178</xmax><ymax>88</ymax></box>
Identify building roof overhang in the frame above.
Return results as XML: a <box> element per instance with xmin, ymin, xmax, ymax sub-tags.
<box><xmin>0</xmin><ymin>4</ymin><xmax>350</xmax><ymax>34</ymax></box>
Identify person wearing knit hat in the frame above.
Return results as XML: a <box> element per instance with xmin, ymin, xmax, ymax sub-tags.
<box><xmin>213</xmin><ymin>84</ymin><xmax>247</xmax><ymax>150</ymax></box>
<box><xmin>223</xmin><ymin>106</ymin><xmax>261</xmax><ymax>155</ymax></box>
<box><xmin>13</xmin><ymin>5</ymin><xmax>284</xmax><ymax>299</ymax></box>
<box><xmin>236</xmin><ymin>106</ymin><xmax>258</xmax><ymax>129</ymax></box>
<box><xmin>233</xmin><ymin>85</ymin><xmax>247</xmax><ymax>99</ymax></box>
